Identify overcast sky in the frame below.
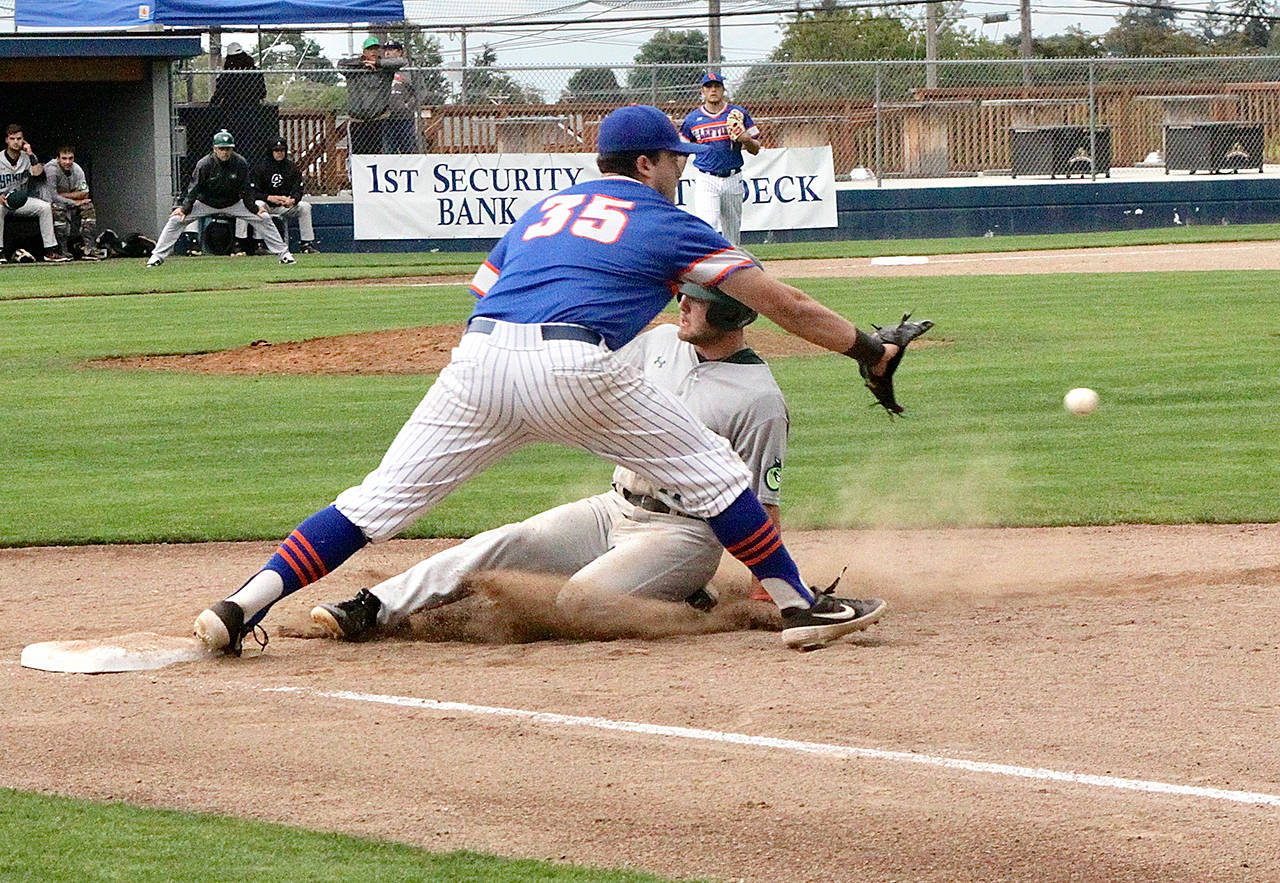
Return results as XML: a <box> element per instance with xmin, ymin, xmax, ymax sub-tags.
<box><xmin>206</xmin><ymin>0</ymin><xmax>1129</xmax><ymax>70</ymax></box>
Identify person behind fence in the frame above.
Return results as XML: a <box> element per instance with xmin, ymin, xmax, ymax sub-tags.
<box><xmin>234</xmin><ymin>136</ymin><xmax>318</xmax><ymax>254</ymax></box>
<box><xmin>146</xmin><ymin>129</ymin><xmax>295</xmax><ymax>267</ymax></box>
<box><xmin>210</xmin><ymin>42</ymin><xmax>267</xmax><ymax>111</ymax></box>
<box><xmin>0</xmin><ymin>124</ymin><xmax>69</xmax><ymax>263</ymax></box>
<box><xmin>338</xmin><ymin>36</ymin><xmax>406</xmax><ymax>155</ymax></box>
<box><xmin>381</xmin><ymin>39</ymin><xmax>422</xmax><ymax>153</ymax></box>
<box><xmin>680</xmin><ymin>70</ymin><xmax>760</xmax><ymax>246</ymax></box>
<box><xmin>41</xmin><ymin>145</ymin><xmax>100</xmax><ymax>260</ymax></box>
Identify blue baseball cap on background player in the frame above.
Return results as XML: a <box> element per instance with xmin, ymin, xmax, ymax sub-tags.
<box><xmin>598</xmin><ymin>105</ymin><xmax>709</xmax><ymax>155</ymax></box>
<box><xmin>701</xmin><ymin>71</ymin><xmax>725</xmax><ymax>87</ymax></box>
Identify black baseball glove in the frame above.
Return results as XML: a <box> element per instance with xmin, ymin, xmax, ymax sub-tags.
<box><xmin>858</xmin><ymin>313</ymin><xmax>934</xmax><ymax>416</ymax></box>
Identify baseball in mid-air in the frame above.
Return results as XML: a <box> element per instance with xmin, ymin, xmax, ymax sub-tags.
<box><xmin>1064</xmin><ymin>387</ymin><xmax>1100</xmax><ymax>415</ymax></box>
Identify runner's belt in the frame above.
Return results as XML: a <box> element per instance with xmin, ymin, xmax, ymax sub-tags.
<box><xmin>701</xmin><ymin>168</ymin><xmax>741</xmax><ymax>178</ymax></box>
<box><xmin>618</xmin><ymin>487</ymin><xmax>702</xmax><ymax>520</ymax></box>
<box><xmin>467</xmin><ymin>317</ymin><xmax>602</xmax><ymax>346</ymax></box>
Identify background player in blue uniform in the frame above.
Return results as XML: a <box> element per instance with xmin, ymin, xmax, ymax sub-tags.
<box><xmin>680</xmin><ymin>71</ymin><xmax>760</xmax><ymax>245</ymax></box>
<box><xmin>194</xmin><ymin>104</ymin><xmax>925</xmax><ymax>656</ymax></box>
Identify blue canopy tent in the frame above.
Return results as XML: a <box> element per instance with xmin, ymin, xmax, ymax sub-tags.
<box><xmin>16</xmin><ymin>0</ymin><xmax>406</xmax><ymax>28</ymax></box>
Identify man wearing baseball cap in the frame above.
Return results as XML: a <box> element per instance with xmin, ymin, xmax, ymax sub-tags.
<box><xmin>381</xmin><ymin>39</ymin><xmax>423</xmax><ymax>153</ymax></box>
<box><xmin>338</xmin><ymin>36</ymin><xmax>406</xmax><ymax>154</ymax></box>
<box><xmin>680</xmin><ymin>71</ymin><xmax>761</xmax><ymax>245</ymax></box>
<box><xmin>235</xmin><ymin>137</ymin><xmax>318</xmax><ymax>254</ymax></box>
<box><xmin>146</xmin><ymin>129</ymin><xmax>294</xmax><ymax>266</ymax></box>
<box><xmin>195</xmin><ymin>102</ymin><xmax>910</xmax><ymax>657</ymax></box>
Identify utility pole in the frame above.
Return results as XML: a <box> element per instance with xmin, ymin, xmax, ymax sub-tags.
<box><xmin>459</xmin><ymin>27</ymin><xmax>468</xmax><ymax>103</ymax></box>
<box><xmin>708</xmin><ymin>0</ymin><xmax>722</xmax><ymax>69</ymax></box>
<box><xmin>1020</xmin><ymin>0</ymin><xmax>1033</xmax><ymax>86</ymax></box>
<box><xmin>925</xmin><ymin>2</ymin><xmax>938</xmax><ymax>89</ymax></box>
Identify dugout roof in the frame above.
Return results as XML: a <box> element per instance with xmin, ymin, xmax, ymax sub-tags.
<box><xmin>0</xmin><ymin>34</ymin><xmax>203</xmax><ymax>58</ymax></box>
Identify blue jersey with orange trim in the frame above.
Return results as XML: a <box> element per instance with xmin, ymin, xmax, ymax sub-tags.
<box><xmin>469</xmin><ymin>175</ymin><xmax>758</xmax><ymax>350</ymax></box>
<box><xmin>680</xmin><ymin>104</ymin><xmax>759</xmax><ymax>176</ymax></box>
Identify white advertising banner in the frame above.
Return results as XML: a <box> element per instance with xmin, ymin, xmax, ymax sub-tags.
<box><xmin>351</xmin><ymin>147</ymin><xmax>837</xmax><ymax>240</ymax></box>
<box><xmin>730</xmin><ymin>146</ymin><xmax>836</xmax><ymax>233</ymax></box>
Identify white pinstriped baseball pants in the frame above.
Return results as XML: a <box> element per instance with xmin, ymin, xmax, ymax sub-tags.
<box><xmin>334</xmin><ymin>320</ymin><xmax>752</xmax><ymax>543</ymax></box>
<box><xmin>691</xmin><ymin>168</ymin><xmax>744</xmax><ymax>245</ymax></box>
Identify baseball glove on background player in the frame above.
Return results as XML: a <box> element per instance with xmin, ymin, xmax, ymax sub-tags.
<box><xmin>848</xmin><ymin>313</ymin><xmax>934</xmax><ymax>416</ymax></box>
<box><xmin>726</xmin><ymin>108</ymin><xmax>745</xmax><ymax>140</ymax></box>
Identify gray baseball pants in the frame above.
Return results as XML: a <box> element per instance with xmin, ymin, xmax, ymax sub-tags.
<box><xmin>151</xmin><ymin>201</ymin><xmax>288</xmax><ymax>260</ymax></box>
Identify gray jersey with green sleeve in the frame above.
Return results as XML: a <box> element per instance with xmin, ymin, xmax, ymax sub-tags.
<box><xmin>0</xmin><ymin>149</ymin><xmax>32</xmax><ymax>197</ymax></box>
<box><xmin>612</xmin><ymin>323</ymin><xmax>788</xmax><ymax>508</ymax></box>
<box><xmin>42</xmin><ymin>159</ymin><xmax>88</xmax><ymax>205</ymax></box>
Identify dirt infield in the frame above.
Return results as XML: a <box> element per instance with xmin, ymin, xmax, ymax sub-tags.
<box><xmin>4</xmin><ymin>525</ymin><xmax>1279</xmax><ymax>881</ymax></box>
<box><xmin>764</xmin><ymin>239</ymin><xmax>1280</xmax><ymax>278</ymax></box>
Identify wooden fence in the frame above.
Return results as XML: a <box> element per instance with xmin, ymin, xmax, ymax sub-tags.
<box><xmin>277</xmin><ymin>82</ymin><xmax>1280</xmax><ymax>192</ymax></box>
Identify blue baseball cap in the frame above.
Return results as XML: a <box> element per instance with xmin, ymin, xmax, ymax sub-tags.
<box><xmin>598</xmin><ymin>105</ymin><xmax>708</xmax><ymax>155</ymax></box>
<box><xmin>701</xmin><ymin>71</ymin><xmax>724</xmax><ymax>87</ymax></box>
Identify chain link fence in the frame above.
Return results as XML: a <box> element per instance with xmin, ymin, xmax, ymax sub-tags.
<box><xmin>172</xmin><ymin>56</ymin><xmax>1280</xmax><ymax>195</ymax></box>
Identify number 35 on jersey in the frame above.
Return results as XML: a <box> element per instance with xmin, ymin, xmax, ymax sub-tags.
<box><xmin>523</xmin><ymin>194</ymin><xmax>635</xmax><ymax>244</ymax></box>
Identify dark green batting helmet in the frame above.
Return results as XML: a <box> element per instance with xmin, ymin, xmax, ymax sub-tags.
<box><xmin>677</xmin><ymin>282</ymin><xmax>758</xmax><ymax>330</ymax></box>
<box><xmin>5</xmin><ymin>188</ymin><xmax>28</xmax><ymax>210</ymax></box>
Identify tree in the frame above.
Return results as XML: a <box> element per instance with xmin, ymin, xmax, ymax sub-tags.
<box><xmin>563</xmin><ymin>67</ymin><xmax>625</xmax><ymax>104</ymax></box>
<box><xmin>462</xmin><ymin>45</ymin><xmax>543</xmax><ymax>105</ymax></box>
<box><xmin>738</xmin><ymin>4</ymin><xmax>921</xmax><ymax>100</ymax></box>
<box><xmin>1229</xmin><ymin>0</ymin><xmax>1272</xmax><ymax>48</ymax></box>
<box><xmin>255</xmin><ymin>31</ymin><xmax>338</xmax><ymax>84</ymax></box>
<box><xmin>398</xmin><ymin>31</ymin><xmax>451</xmax><ymax>105</ymax></box>
<box><xmin>1194</xmin><ymin>0</ymin><xmax>1229</xmax><ymax>45</ymax></box>
<box><xmin>1102</xmin><ymin>0</ymin><xmax>1202</xmax><ymax>56</ymax></box>
<box><xmin>626</xmin><ymin>30</ymin><xmax>708</xmax><ymax>105</ymax></box>
<box><xmin>1025</xmin><ymin>29</ymin><xmax>1104</xmax><ymax>58</ymax></box>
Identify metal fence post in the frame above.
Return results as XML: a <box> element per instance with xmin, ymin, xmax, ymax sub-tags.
<box><xmin>1089</xmin><ymin>59</ymin><xmax>1097</xmax><ymax>181</ymax></box>
<box><xmin>875</xmin><ymin>63</ymin><xmax>883</xmax><ymax>187</ymax></box>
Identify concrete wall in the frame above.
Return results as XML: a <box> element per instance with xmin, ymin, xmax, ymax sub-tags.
<box><xmin>298</xmin><ymin>175</ymin><xmax>1280</xmax><ymax>253</ymax></box>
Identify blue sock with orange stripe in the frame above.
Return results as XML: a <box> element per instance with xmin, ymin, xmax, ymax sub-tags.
<box><xmin>265</xmin><ymin>505</ymin><xmax>368</xmax><ymax>593</ymax></box>
<box><xmin>230</xmin><ymin>506</ymin><xmax>368</xmax><ymax>628</ymax></box>
<box><xmin>707</xmin><ymin>490</ymin><xmax>814</xmax><ymax>610</ymax></box>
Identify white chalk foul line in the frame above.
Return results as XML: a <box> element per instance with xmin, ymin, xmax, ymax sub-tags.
<box><xmin>265</xmin><ymin>686</ymin><xmax>1280</xmax><ymax>808</ymax></box>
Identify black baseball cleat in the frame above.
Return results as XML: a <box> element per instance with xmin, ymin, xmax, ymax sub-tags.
<box><xmin>194</xmin><ymin>600</ymin><xmax>258</xmax><ymax>657</ymax></box>
<box><xmin>685</xmin><ymin>585</ymin><xmax>719</xmax><ymax>612</ymax></box>
<box><xmin>311</xmin><ymin>589</ymin><xmax>383</xmax><ymax>641</ymax></box>
<box><xmin>299</xmin><ymin>241</ymin><xmax>319</xmax><ymax>254</ymax></box>
<box><xmin>780</xmin><ymin>593</ymin><xmax>887</xmax><ymax>651</ymax></box>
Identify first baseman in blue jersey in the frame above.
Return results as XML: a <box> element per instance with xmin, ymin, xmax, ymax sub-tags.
<box><xmin>680</xmin><ymin>70</ymin><xmax>761</xmax><ymax>245</ymax></box>
<box><xmin>196</xmin><ymin>104</ymin><xmax>907</xmax><ymax>655</ymax></box>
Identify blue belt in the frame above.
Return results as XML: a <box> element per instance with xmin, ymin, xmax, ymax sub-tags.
<box><xmin>467</xmin><ymin>317</ymin><xmax>602</xmax><ymax>346</ymax></box>
<box><xmin>702</xmin><ymin>168</ymin><xmax>741</xmax><ymax>178</ymax></box>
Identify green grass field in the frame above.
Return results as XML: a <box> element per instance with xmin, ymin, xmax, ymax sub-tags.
<box><xmin>0</xmin><ymin>789</ymin><xmax>681</xmax><ymax>882</ymax></box>
<box><xmin>2</xmin><ymin>248</ymin><xmax>1278</xmax><ymax>545</ymax></box>
<box><xmin>3</xmin><ymin>233</ymin><xmax>1279</xmax><ymax>878</ymax></box>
